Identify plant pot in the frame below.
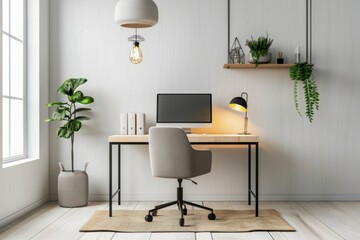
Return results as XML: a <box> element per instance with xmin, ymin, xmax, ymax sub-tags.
<box><xmin>248</xmin><ymin>52</ymin><xmax>272</xmax><ymax>64</ymax></box>
<box><xmin>58</xmin><ymin>162</ymin><xmax>89</xmax><ymax>207</ymax></box>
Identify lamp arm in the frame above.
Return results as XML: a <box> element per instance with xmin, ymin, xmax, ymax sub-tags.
<box><xmin>240</xmin><ymin>92</ymin><xmax>248</xmax><ymax>134</ymax></box>
<box><xmin>244</xmin><ymin>116</ymin><xmax>248</xmax><ymax>134</ymax></box>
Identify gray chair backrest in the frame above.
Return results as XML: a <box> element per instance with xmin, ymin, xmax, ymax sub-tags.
<box><xmin>149</xmin><ymin>127</ymin><xmax>211</xmax><ymax>179</ymax></box>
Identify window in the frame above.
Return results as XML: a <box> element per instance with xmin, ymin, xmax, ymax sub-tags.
<box><xmin>2</xmin><ymin>0</ymin><xmax>26</xmax><ymax>163</ymax></box>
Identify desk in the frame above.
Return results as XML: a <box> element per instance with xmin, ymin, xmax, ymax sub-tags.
<box><xmin>108</xmin><ymin>134</ymin><xmax>260</xmax><ymax>217</ymax></box>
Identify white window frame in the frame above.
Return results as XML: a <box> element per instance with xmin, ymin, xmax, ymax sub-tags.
<box><xmin>2</xmin><ymin>0</ymin><xmax>27</xmax><ymax>163</ymax></box>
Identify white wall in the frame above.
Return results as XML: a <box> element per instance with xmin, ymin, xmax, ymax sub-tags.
<box><xmin>49</xmin><ymin>0</ymin><xmax>360</xmax><ymax>201</ymax></box>
<box><xmin>0</xmin><ymin>0</ymin><xmax>49</xmax><ymax>227</ymax></box>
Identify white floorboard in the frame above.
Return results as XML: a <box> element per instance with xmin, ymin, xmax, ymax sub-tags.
<box><xmin>0</xmin><ymin>202</ymin><xmax>70</xmax><ymax>240</ymax></box>
<box><xmin>150</xmin><ymin>232</ymin><xmax>195</xmax><ymax>240</ymax></box>
<box><xmin>195</xmin><ymin>232</ymin><xmax>212</xmax><ymax>240</ymax></box>
<box><xmin>213</xmin><ymin>232</ymin><xmax>274</xmax><ymax>240</ymax></box>
<box><xmin>113</xmin><ymin>232</ymin><xmax>151</xmax><ymax>240</ymax></box>
<box><xmin>1</xmin><ymin>201</ymin><xmax>360</xmax><ymax>240</ymax></box>
<box><xmin>300</xmin><ymin>202</ymin><xmax>360</xmax><ymax>240</ymax></box>
<box><xmin>262</xmin><ymin>202</ymin><xmax>344</xmax><ymax>240</ymax></box>
<box><xmin>31</xmin><ymin>202</ymin><xmax>107</xmax><ymax>240</ymax></box>
<box><xmin>78</xmin><ymin>232</ymin><xmax>115</xmax><ymax>240</ymax></box>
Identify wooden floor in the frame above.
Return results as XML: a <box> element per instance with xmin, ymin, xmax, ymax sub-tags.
<box><xmin>1</xmin><ymin>201</ymin><xmax>360</xmax><ymax>240</ymax></box>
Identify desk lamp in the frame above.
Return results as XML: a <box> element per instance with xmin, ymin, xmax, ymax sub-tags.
<box><xmin>229</xmin><ymin>92</ymin><xmax>250</xmax><ymax>135</ymax></box>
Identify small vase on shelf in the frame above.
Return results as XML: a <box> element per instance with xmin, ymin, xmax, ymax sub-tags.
<box><xmin>277</xmin><ymin>52</ymin><xmax>284</xmax><ymax>64</ymax></box>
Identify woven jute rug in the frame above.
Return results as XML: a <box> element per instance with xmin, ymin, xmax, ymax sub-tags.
<box><xmin>80</xmin><ymin>209</ymin><xmax>294</xmax><ymax>232</ymax></box>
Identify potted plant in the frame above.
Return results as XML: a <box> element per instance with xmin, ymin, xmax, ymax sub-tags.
<box><xmin>46</xmin><ymin>78</ymin><xmax>94</xmax><ymax>207</ymax></box>
<box><xmin>246</xmin><ymin>33</ymin><xmax>273</xmax><ymax>66</ymax></box>
<box><xmin>289</xmin><ymin>62</ymin><xmax>319</xmax><ymax>122</ymax></box>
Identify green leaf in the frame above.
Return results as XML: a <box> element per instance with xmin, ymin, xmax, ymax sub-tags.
<box><xmin>51</xmin><ymin>107</ymin><xmax>68</xmax><ymax>121</ymax></box>
<box><xmin>57</xmin><ymin>81</ymin><xmax>72</xmax><ymax>95</ymax></box>
<box><xmin>46</xmin><ymin>102</ymin><xmax>67</xmax><ymax>107</ymax></box>
<box><xmin>68</xmin><ymin>91</ymin><xmax>84</xmax><ymax>103</ymax></box>
<box><xmin>57</xmin><ymin>127</ymin><xmax>74</xmax><ymax>138</ymax></box>
<box><xmin>68</xmin><ymin>119</ymin><xmax>82</xmax><ymax>131</ymax></box>
<box><xmin>293</xmin><ymin>79</ymin><xmax>302</xmax><ymax>117</ymax></box>
<box><xmin>64</xmin><ymin>129</ymin><xmax>74</xmax><ymax>138</ymax></box>
<box><xmin>76</xmin><ymin>116</ymin><xmax>90</xmax><ymax>121</ymax></box>
<box><xmin>73</xmin><ymin>108</ymin><xmax>91</xmax><ymax>114</ymax></box>
<box><xmin>57</xmin><ymin>78</ymin><xmax>87</xmax><ymax>96</ymax></box>
<box><xmin>57</xmin><ymin>127</ymin><xmax>68</xmax><ymax>138</ymax></box>
<box><xmin>68</xmin><ymin>78</ymin><xmax>87</xmax><ymax>91</ymax></box>
<box><xmin>57</xmin><ymin>127</ymin><xmax>65</xmax><ymax>137</ymax></box>
<box><xmin>77</xmin><ymin>96</ymin><xmax>94</xmax><ymax>104</ymax></box>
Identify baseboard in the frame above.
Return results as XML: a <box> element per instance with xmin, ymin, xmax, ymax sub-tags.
<box><xmin>50</xmin><ymin>193</ymin><xmax>360</xmax><ymax>202</ymax></box>
<box><xmin>0</xmin><ymin>196</ymin><xmax>49</xmax><ymax>230</ymax></box>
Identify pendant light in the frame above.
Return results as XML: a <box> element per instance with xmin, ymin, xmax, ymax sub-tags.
<box><xmin>114</xmin><ymin>0</ymin><xmax>159</xmax><ymax>28</ymax></box>
<box><xmin>128</xmin><ymin>29</ymin><xmax>145</xmax><ymax>64</ymax></box>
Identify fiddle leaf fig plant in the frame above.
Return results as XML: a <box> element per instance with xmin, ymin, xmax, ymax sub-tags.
<box><xmin>246</xmin><ymin>33</ymin><xmax>273</xmax><ymax>66</ymax></box>
<box><xmin>289</xmin><ymin>63</ymin><xmax>319</xmax><ymax>122</ymax></box>
<box><xmin>46</xmin><ymin>78</ymin><xmax>94</xmax><ymax>172</ymax></box>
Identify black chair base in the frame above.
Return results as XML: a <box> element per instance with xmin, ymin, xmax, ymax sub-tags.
<box><xmin>144</xmin><ymin>179</ymin><xmax>216</xmax><ymax>226</ymax></box>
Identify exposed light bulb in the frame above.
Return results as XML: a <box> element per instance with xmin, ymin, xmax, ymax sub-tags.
<box><xmin>129</xmin><ymin>41</ymin><xmax>143</xmax><ymax>64</ymax></box>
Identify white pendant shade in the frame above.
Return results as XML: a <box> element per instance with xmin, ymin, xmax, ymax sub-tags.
<box><xmin>114</xmin><ymin>0</ymin><xmax>158</xmax><ymax>28</ymax></box>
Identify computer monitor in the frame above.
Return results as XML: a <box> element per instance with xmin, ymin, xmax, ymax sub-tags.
<box><xmin>156</xmin><ymin>93</ymin><xmax>212</xmax><ymax>131</ymax></box>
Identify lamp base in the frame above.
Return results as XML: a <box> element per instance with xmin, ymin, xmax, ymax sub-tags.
<box><xmin>237</xmin><ymin>132</ymin><xmax>251</xmax><ymax>135</ymax></box>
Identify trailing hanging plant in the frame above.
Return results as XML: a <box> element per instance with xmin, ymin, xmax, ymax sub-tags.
<box><xmin>289</xmin><ymin>62</ymin><xmax>319</xmax><ymax>122</ymax></box>
<box><xmin>246</xmin><ymin>33</ymin><xmax>273</xmax><ymax>66</ymax></box>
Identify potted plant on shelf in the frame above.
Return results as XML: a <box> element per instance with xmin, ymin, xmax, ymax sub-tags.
<box><xmin>246</xmin><ymin>33</ymin><xmax>273</xmax><ymax>66</ymax></box>
<box><xmin>46</xmin><ymin>78</ymin><xmax>94</xmax><ymax>207</ymax></box>
<box><xmin>289</xmin><ymin>62</ymin><xmax>319</xmax><ymax>122</ymax></box>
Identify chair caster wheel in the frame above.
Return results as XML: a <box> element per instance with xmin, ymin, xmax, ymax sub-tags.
<box><xmin>145</xmin><ymin>215</ymin><xmax>153</xmax><ymax>222</ymax></box>
<box><xmin>208</xmin><ymin>213</ymin><xmax>216</xmax><ymax>220</ymax></box>
<box><xmin>151</xmin><ymin>210</ymin><xmax>157</xmax><ymax>216</ymax></box>
<box><xmin>179</xmin><ymin>218</ymin><xmax>185</xmax><ymax>226</ymax></box>
<box><xmin>182</xmin><ymin>208</ymin><xmax>187</xmax><ymax>215</ymax></box>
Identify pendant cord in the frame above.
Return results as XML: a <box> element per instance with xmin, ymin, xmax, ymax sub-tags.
<box><xmin>227</xmin><ymin>0</ymin><xmax>230</xmax><ymax>64</ymax></box>
<box><xmin>306</xmin><ymin>0</ymin><xmax>312</xmax><ymax>64</ymax></box>
<box><xmin>306</xmin><ymin>0</ymin><xmax>308</xmax><ymax>63</ymax></box>
<box><xmin>309</xmin><ymin>0</ymin><xmax>312</xmax><ymax>64</ymax></box>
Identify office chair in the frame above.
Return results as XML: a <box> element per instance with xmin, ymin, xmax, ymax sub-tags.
<box><xmin>145</xmin><ymin>127</ymin><xmax>216</xmax><ymax>226</ymax></box>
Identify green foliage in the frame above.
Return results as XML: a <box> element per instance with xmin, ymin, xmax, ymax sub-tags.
<box><xmin>46</xmin><ymin>78</ymin><xmax>94</xmax><ymax>171</ymax></box>
<box><xmin>246</xmin><ymin>34</ymin><xmax>273</xmax><ymax>66</ymax></box>
<box><xmin>289</xmin><ymin>63</ymin><xmax>319</xmax><ymax>122</ymax></box>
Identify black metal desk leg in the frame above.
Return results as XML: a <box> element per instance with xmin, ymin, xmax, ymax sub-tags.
<box><xmin>118</xmin><ymin>144</ymin><xmax>121</xmax><ymax>205</ymax></box>
<box><xmin>109</xmin><ymin>143</ymin><xmax>112</xmax><ymax>217</ymax></box>
<box><xmin>248</xmin><ymin>144</ymin><xmax>251</xmax><ymax>205</ymax></box>
<box><xmin>255</xmin><ymin>142</ymin><xmax>259</xmax><ymax>217</ymax></box>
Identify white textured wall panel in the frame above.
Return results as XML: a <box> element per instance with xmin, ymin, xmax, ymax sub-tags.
<box><xmin>49</xmin><ymin>0</ymin><xmax>360</xmax><ymax>201</ymax></box>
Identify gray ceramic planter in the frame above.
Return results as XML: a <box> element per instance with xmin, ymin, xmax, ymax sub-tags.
<box><xmin>58</xmin><ymin>163</ymin><xmax>89</xmax><ymax>207</ymax></box>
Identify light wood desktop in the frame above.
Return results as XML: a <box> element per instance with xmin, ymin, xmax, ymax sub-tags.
<box><xmin>108</xmin><ymin>134</ymin><xmax>260</xmax><ymax>217</ymax></box>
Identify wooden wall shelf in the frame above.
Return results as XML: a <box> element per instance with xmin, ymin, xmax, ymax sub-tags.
<box><xmin>224</xmin><ymin>64</ymin><xmax>293</xmax><ymax>69</ymax></box>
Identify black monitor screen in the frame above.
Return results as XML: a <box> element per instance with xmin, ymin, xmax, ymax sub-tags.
<box><xmin>157</xmin><ymin>94</ymin><xmax>212</xmax><ymax>123</ymax></box>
